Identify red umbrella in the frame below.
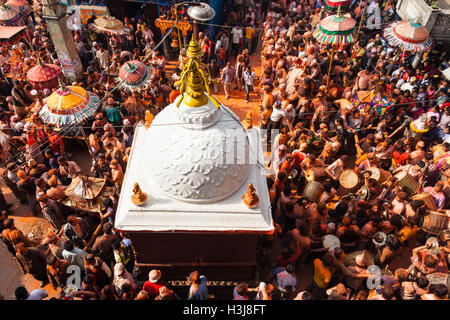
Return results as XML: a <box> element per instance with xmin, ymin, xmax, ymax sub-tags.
<box><xmin>116</xmin><ymin>60</ymin><xmax>153</xmax><ymax>92</ymax></box>
<box><xmin>27</xmin><ymin>63</ymin><xmax>63</xmax><ymax>91</ymax></box>
<box><xmin>325</xmin><ymin>0</ymin><xmax>351</xmax><ymax>13</ymax></box>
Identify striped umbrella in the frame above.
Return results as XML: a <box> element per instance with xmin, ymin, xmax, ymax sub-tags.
<box><xmin>313</xmin><ymin>11</ymin><xmax>357</xmax><ymax>45</ymax></box>
<box><xmin>91</xmin><ymin>15</ymin><xmax>129</xmax><ymax>35</ymax></box>
<box><xmin>383</xmin><ymin>19</ymin><xmax>433</xmax><ymax>52</ymax></box>
<box><xmin>6</xmin><ymin>0</ymin><xmax>31</xmax><ymax>18</ymax></box>
<box><xmin>325</xmin><ymin>0</ymin><xmax>351</xmax><ymax>13</ymax></box>
<box><xmin>39</xmin><ymin>86</ymin><xmax>99</xmax><ymax>127</ymax></box>
<box><xmin>0</xmin><ymin>3</ymin><xmax>26</xmax><ymax>26</ymax></box>
<box><xmin>313</xmin><ymin>9</ymin><xmax>357</xmax><ymax>93</ymax></box>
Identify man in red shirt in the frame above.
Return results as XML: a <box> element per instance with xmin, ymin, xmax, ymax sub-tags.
<box><xmin>45</xmin><ymin>125</ymin><xmax>65</xmax><ymax>155</ymax></box>
<box><xmin>143</xmin><ymin>269</ymin><xmax>164</xmax><ymax>299</ymax></box>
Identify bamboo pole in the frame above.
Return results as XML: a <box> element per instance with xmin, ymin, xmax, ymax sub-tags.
<box><xmin>325</xmin><ymin>48</ymin><xmax>334</xmax><ymax>94</ymax></box>
<box><xmin>357</xmin><ymin>2</ymin><xmax>367</xmax><ymax>35</ymax></box>
<box><xmin>83</xmin><ymin>202</ymin><xmax>104</xmax><ymax>251</ymax></box>
<box><xmin>79</xmin><ymin>126</ymin><xmax>94</xmax><ymax>158</ymax></box>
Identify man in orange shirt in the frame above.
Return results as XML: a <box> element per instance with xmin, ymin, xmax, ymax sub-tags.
<box><xmin>45</xmin><ymin>125</ymin><xmax>65</xmax><ymax>155</ymax></box>
<box><xmin>169</xmin><ymin>85</ymin><xmax>180</xmax><ymax>103</ymax></box>
<box><xmin>307</xmin><ymin>254</ymin><xmax>333</xmax><ymax>300</ymax></box>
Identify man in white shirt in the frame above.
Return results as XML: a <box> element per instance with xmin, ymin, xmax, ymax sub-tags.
<box><xmin>95</xmin><ymin>46</ymin><xmax>109</xmax><ymax>71</ymax></box>
<box><xmin>438</xmin><ymin>106</ymin><xmax>450</xmax><ymax>133</ymax></box>
<box><xmin>143</xmin><ymin>26</ymin><xmax>154</xmax><ymax>43</ymax></box>
<box><xmin>270</xmin><ymin>101</ymin><xmax>287</xmax><ymax>130</ymax></box>
<box><xmin>243</xmin><ymin>66</ymin><xmax>256</xmax><ymax>103</ymax></box>
<box><xmin>231</xmin><ymin>26</ymin><xmax>243</xmax><ymax>59</ymax></box>
<box><xmin>62</xmin><ymin>240</ymin><xmax>88</xmax><ymax>272</ymax></box>
<box><xmin>15</xmin><ymin>286</ymin><xmax>48</xmax><ymax>300</ymax></box>
<box><xmin>400</xmin><ymin>76</ymin><xmax>417</xmax><ymax>93</ymax></box>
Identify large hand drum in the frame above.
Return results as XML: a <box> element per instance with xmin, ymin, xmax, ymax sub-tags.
<box><xmin>305</xmin><ymin>167</ymin><xmax>327</xmax><ymax>182</ymax></box>
<box><xmin>422</xmin><ymin>211</ymin><xmax>447</xmax><ymax>235</ymax></box>
<box><xmin>395</xmin><ymin>171</ymin><xmax>420</xmax><ymax>196</ymax></box>
<box><xmin>302</xmin><ymin>180</ymin><xmax>324</xmax><ymax>202</ymax></box>
<box><xmin>365</xmin><ymin>167</ymin><xmax>392</xmax><ymax>185</ymax></box>
<box><xmin>339</xmin><ymin>169</ymin><xmax>359</xmax><ymax>190</ymax></box>
<box><xmin>410</xmin><ymin>193</ymin><xmax>438</xmax><ymax>211</ymax></box>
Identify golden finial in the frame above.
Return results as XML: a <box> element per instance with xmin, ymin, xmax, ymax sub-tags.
<box><xmin>242</xmin><ymin>183</ymin><xmax>259</xmax><ymax>208</ymax></box>
<box><xmin>131</xmin><ymin>182</ymin><xmax>148</xmax><ymax>206</ymax></box>
<box><xmin>186</xmin><ymin>36</ymin><xmax>202</xmax><ymax>59</ymax></box>
<box><xmin>174</xmin><ymin>35</ymin><xmax>221</xmax><ymax>109</ymax></box>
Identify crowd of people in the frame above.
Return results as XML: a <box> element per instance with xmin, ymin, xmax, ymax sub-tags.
<box><xmin>0</xmin><ymin>0</ymin><xmax>449</xmax><ymax>300</ymax></box>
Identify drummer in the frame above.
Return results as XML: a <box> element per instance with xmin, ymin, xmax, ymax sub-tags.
<box><xmin>423</xmin><ymin>181</ymin><xmax>446</xmax><ymax>210</ymax></box>
<box><xmin>325</xmin><ymin>155</ymin><xmax>349</xmax><ymax>190</ymax></box>
<box><xmin>357</xmin><ymin>152</ymin><xmax>377</xmax><ymax>174</ymax></box>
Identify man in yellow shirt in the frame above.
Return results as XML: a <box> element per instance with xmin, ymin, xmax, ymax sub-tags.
<box><xmin>244</xmin><ymin>19</ymin><xmax>255</xmax><ymax>53</ymax></box>
<box><xmin>307</xmin><ymin>254</ymin><xmax>333</xmax><ymax>300</ymax></box>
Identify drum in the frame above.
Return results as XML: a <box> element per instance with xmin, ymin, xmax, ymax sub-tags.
<box><xmin>410</xmin><ymin>193</ymin><xmax>438</xmax><ymax>211</ymax></box>
<box><xmin>395</xmin><ymin>171</ymin><xmax>420</xmax><ymax>196</ymax></box>
<box><xmin>339</xmin><ymin>170</ymin><xmax>359</xmax><ymax>190</ymax></box>
<box><xmin>365</xmin><ymin>167</ymin><xmax>392</xmax><ymax>185</ymax></box>
<box><xmin>305</xmin><ymin>167</ymin><xmax>327</xmax><ymax>182</ymax></box>
<box><xmin>302</xmin><ymin>180</ymin><xmax>324</xmax><ymax>202</ymax></box>
<box><xmin>422</xmin><ymin>211</ymin><xmax>447</xmax><ymax>235</ymax></box>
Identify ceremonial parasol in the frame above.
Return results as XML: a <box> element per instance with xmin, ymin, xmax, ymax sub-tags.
<box><xmin>313</xmin><ymin>7</ymin><xmax>357</xmax><ymax>92</ymax></box>
<box><xmin>313</xmin><ymin>11</ymin><xmax>357</xmax><ymax>45</ymax></box>
<box><xmin>39</xmin><ymin>85</ymin><xmax>99</xmax><ymax>126</ymax></box>
<box><xmin>27</xmin><ymin>63</ymin><xmax>63</xmax><ymax>91</ymax></box>
<box><xmin>6</xmin><ymin>0</ymin><xmax>31</xmax><ymax>19</ymax></box>
<box><xmin>384</xmin><ymin>18</ymin><xmax>433</xmax><ymax>75</ymax></box>
<box><xmin>91</xmin><ymin>15</ymin><xmax>129</xmax><ymax>35</ymax></box>
<box><xmin>324</xmin><ymin>0</ymin><xmax>351</xmax><ymax>13</ymax></box>
<box><xmin>116</xmin><ymin>60</ymin><xmax>153</xmax><ymax>92</ymax></box>
<box><xmin>383</xmin><ymin>18</ymin><xmax>433</xmax><ymax>53</ymax></box>
<box><xmin>0</xmin><ymin>3</ymin><xmax>25</xmax><ymax>26</ymax></box>
<box><xmin>65</xmin><ymin>175</ymin><xmax>106</xmax><ymax>201</ymax></box>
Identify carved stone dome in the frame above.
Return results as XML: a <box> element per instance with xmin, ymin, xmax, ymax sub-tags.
<box><xmin>141</xmin><ymin>94</ymin><xmax>250</xmax><ymax>203</ymax></box>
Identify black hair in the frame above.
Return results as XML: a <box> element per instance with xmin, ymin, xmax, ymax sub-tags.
<box><xmin>64</xmin><ymin>240</ymin><xmax>74</xmax><ymax>252</ymax></box>
<box><xmin>416</xmin><ymin>277</ymin><xmax>429</xmax><ymax>288</ymax></box>
<box><xmin>15</xmin><ymin>286</ymin><xmax>28</xmax><ymax>300</ymax></box>
<box><xmin>301</xmin><ymin>291</ymin><xmax>312</xmax><ymax>300</ymax></box>
<box><xmin>286</xmin><ymin>263</ymin><xmax>295</xmax><ymax>274</ymax></box>
<box><xmin>381</xmin><ymin>285</ymin><xmax>395</xmax><ymax>300</ymax></box>
<box><xmin>83</xmin><ymin>274</ymin><xmax>95</xmax><ymax>285</ymax></box>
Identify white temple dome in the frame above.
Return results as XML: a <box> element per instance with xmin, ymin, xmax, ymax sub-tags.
<box><xmin>141</xmin><ymin>94</ymin><xmax>250</xmax><ymax>203</ymax></box>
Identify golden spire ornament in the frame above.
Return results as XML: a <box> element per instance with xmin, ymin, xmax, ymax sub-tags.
<box><xmin>131</xmin><ymin>182</ymin><xmax>148</xmax><ymax>206</ymax></box>
<box><xmin>174</xmin><ymin>36</ymin><xmax>221</xmax><ymax>109</ymax></box>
